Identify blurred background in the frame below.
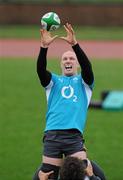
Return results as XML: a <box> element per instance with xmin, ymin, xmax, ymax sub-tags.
<box><xmin>0</xmin><ymin>0</ymin><xmax>123</xmax><ymax>26</ymax></box>
<box><xmin>0</xmin><ymin>1</ymin><xmax>123</xmax><ymax>180</ymax></box>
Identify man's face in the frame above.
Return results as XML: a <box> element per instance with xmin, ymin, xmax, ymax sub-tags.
<box><xmin>61</xmin><ymin>51</ymin><xmax>78</xmax><ymax>76</ymax></box>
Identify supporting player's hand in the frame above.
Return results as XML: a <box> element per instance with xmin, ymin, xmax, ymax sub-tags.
<box><xmin>40</xmin><ymin>29</ymin><xmax>58</xmax><ymax>48</ymax></box>
<box><xmin>38</xmin><ymin>170</ymin><xmax>54</xmax><ymax>180</ymax></box>
<box><xmin>60</xmin><ymin>23</ymin><xmax>77</xmax><ymax>46</ymax></box>
<box><xmin>85</xmin><ymin>159</ymin><xmax>94</xmax><ymax>177</ymax></box>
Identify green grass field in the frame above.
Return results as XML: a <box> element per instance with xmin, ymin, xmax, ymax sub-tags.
<box><xmin>0</xmin><ymin>58</ymin><xmax>123</xmax><ymax>180</ymax></box>
<box><xmin>0</xmin><ymin>25</ymin><xmax>123</xmax><ymax>40</ymax></box>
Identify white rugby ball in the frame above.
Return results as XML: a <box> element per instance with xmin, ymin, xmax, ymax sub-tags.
<box><xmin>41</xmin><ymin>12</ymin><xmax>61</xmax><ymax>31</ymax></box>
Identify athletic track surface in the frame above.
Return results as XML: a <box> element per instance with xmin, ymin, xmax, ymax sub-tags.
<box><xmin>0</xmin><ymin>39</ymin><xmax>123</xmax><ymax>59</ymax></box>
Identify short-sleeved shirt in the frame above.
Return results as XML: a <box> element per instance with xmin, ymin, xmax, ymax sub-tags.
<box><xmin>44</xmin><ymin>73</ymin><xmax>93</xmax><ymax>133</ymax></box>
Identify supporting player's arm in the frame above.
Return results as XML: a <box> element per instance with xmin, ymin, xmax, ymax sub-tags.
<box><xmin>37</xmin><ymin>29</ymin><xmax>58</xmax><ymax>87</ymax></box>
<box><xmin>85</xmin><ymin>160</ymin><xmax>101</xmax><ymax>180</ymax></box>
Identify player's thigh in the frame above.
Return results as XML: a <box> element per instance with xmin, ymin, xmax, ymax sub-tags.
<box><xmin>43</xmin><ymin>155</ymin><xmax>63</xmax><ymax>166</ymax></box>
<box><xmin>70</xmin><ymin>151</ymin><xmax>87</xmax><ymax>160</ymax></box>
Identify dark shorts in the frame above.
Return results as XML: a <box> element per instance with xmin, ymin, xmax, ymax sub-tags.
<box><xmin>42</xmin><ymin>129</ymin><xmax>85</xmax><ymax>158</ymax></box>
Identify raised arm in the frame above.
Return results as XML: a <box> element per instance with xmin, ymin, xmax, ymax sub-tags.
<box><xmin>72</xmin><ymin>43</ymin><xmax>94</xmax><ymax>86</ymax></box>
<box><xmin>37</xmin><ymin>29</ymin><xmax>58</xmax><ymax>87</ymax></box>
<box><xmin>60</xmin><ymin>23</ymin><xmax>94</xmax><ymax>86</ymax></box>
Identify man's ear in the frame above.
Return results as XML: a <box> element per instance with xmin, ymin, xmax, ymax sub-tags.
<box><xmin>77</xmin><ymin>61</ymin><xmax>80</xmax><ymax>68</ymax></box>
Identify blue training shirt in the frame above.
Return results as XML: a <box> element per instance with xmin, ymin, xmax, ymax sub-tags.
<box><xmin>44</xmin><ymin>73</ymin><xmax>93</xmax><ymax>133</ymax></box>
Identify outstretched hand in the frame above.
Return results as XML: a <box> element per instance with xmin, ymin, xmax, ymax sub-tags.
<box><xmin>60</xmin><ymin>23</ymin><xmax>77</xmax><ymax>46</ymax></box>
<box><xmin>40</xmin><ymin>29</ymin><xmax>58</xmax><ymax>48</ymax></box>
<box><xmin>40</xmin><ymin>23</ymin><xmax>77</xmax><ymax>47</ymax></box>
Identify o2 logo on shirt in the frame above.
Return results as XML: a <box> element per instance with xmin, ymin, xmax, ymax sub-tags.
<box><xmin>61</xmin><ymin>85</ymin><xmax>77</xmax><ymax>102</ymax></box>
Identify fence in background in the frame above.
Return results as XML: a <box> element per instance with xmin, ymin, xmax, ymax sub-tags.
<box><xmin>0</xmin><ymin>3</ymin><xmax>123</xmax><ymax>26</ymax></box>
<box><xmin>1</xmin><ymin>0</ymin><xmax>123</xmax><ymax>3</ymax></box>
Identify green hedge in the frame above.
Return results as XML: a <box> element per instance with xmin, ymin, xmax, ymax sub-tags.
<box><xmin>1</xmin><ymin>0</ymin><xmax>123</xmax><ymax>4</ymax></box>
<box><xmin>1</xmin><ymin>25</ymin><xmax>123</xmax><ymax>40</ymax></box>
